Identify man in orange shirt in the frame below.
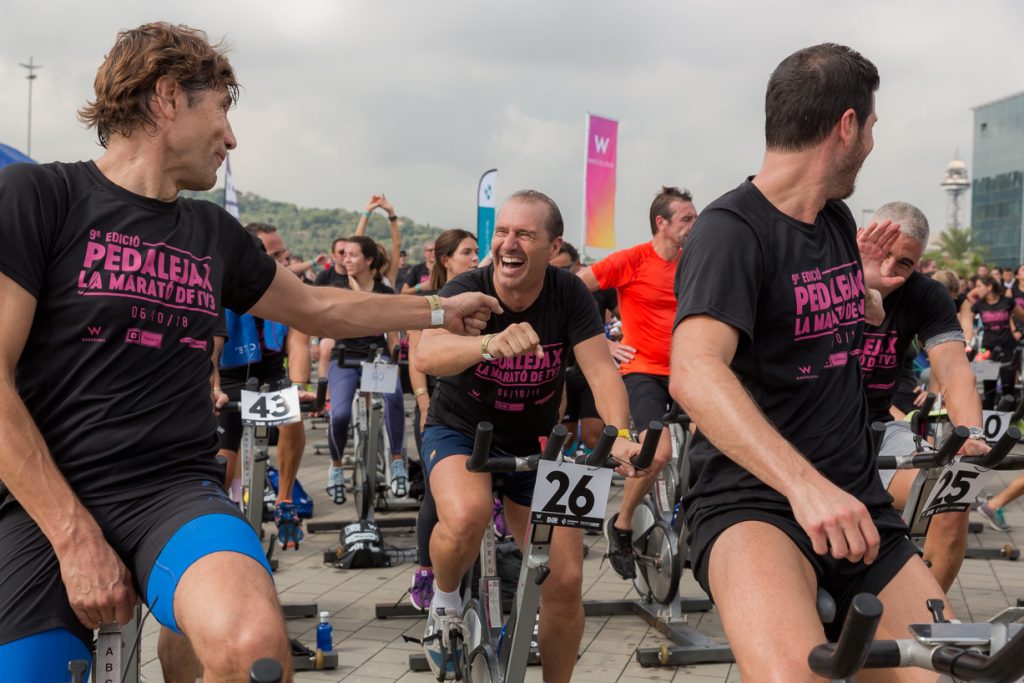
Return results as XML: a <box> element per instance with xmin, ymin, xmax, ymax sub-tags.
<box><xmin>578</xmin><ymin>186</ymin><xmax>698</xmax><ymax>579</ymax></box>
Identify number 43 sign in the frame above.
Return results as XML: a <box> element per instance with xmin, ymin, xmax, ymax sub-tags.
<box><xmin>240</xmin><ymin>386</ymin><xmax>301</xmax><ymax>426</ymax></box>
<box><xmin>530</xmin><ymin>460</ymin><xmax>612</xmax><ymax>530</ymax></box>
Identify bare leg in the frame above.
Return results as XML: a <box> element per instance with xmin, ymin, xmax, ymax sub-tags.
<box><xmin>707</xmin><ymin>522</ymin><xmax>824</xmax><ymax>682</ymax></box>
<box><xmin>427</xmin><ymin>455</ymin><xmax>493</xmax><ymax>593</ymax></box>
<box><xmin>921</xmin><ymin>510</ymin><xmax>968</xmax><ymax>592</ymax></box>
<box><xmin>174</xmin><ymin>552</ymin><xmax>291</xmax><ymax>683</ymax></box>
<box><xmin>503</xmin><ymin>499</ymin><xmax>584</xmax><ymax>683</ymax></box>
<box><xmin>613</xmin><ymin>427</ymin><xmax>672</xmax><ymax>531</ymax></box>
<box><xmin>158</xmin><ymin>627</ymin><xmax>203</xmax><ymax>683</ymax></box>
<box><xmin>274</xmin><ymin>422</ymin><xmax>304</xmax><ymax>500</ymax></box>
<box><xmin>988</xmin><ymin>473</ymin><xmax>1024</xmax><ymax>509</ymax></box>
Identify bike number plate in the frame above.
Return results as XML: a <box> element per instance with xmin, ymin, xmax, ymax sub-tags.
<box><xmin>530</xmin><ymin>460</ymin><xmax>612</xmax><ymax>530</ymax></box>
<box><xmin>981</xmin><ymin>410</ymin><xmax>1017</xmax><ymax>441</ymax></box>
<box><xmin>359</xmin><ymin>361</ymin><xmax>399</xmax><ymax>394</ymax></box>
<box><xmin>921</xmin><ymin>460</ymin><xmax>994</xmax><ymax>517</ymax></box>
<box><xmin>240</xmin><ymin>386</ymin><xmax>301</xmax><ymax>426</ymax></box>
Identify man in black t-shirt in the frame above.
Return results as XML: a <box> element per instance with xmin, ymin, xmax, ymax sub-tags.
<box><xmin>671</xmin><ymin>44</ymin><xmax>950</xmax><ymax>679</ymax></box>
<box><xmin>858</xmin><ymin>202</ymin><xmax>987</xmax><ymax>592</ymax></box>
<box><xmin>415</xmin><ymin>191</ymin><xmax>643</xmax><ymax>683</ymax></box>
<box><xmin>0</xmin><ymin>22</ymin><xmax>498</xmax><ymax>683</ymax></box>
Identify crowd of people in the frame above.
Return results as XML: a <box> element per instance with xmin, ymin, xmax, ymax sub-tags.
<box><xmin>2</xmin><ymin>20</ymin><xmax>1024</xmax><ymax>683</ymax></box>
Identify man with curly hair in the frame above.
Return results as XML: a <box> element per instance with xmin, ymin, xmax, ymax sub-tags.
<box><xmin>0</xmin><ymin>22</ymin><xmax>497</xmax><ymax>682</ymax></box>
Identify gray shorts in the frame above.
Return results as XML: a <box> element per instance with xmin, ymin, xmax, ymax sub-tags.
<box><xmin>878</xmin><ymin>420</ymin><xmax>918</xmax><ymax>489</ymax></box>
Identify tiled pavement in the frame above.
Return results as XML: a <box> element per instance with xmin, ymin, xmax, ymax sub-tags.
<box><xmin>137</xmin><ymin>414</ymin><xmax>1024</xmax><ymax>682</ymax></box>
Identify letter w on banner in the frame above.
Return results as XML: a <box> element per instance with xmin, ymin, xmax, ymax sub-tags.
<box><xmin>582</xmin><ymin>114</ymin><xmax>618</xmax><ymax>252</ymax></box>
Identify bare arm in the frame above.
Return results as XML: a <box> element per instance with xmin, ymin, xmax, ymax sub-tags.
<box><xmin>959</xmin><ymin>299</ymin><xmax>975</xmax><ymax>342</ymax></box>
<box><xmin>286</xmin><ymin>328</ymin><xmax>311</xmax><ymax>385</ymax></box>
<box><xmin>573</xmin><ymin>334</ymin><xmax>642</xmax><ymax>473</ymax></box>
<box><xmin>576</xmin><ymin>266</ymin><xmax>600</xmax><ymax>292</ymax></box>
<box><xmin>928</xmin><ymin>340</ymin><xmax>987</xmax><ymax>456</ymax></box>
<box><xmin>249</xmin><ymin>264</ymin><xmax>500</xmax><ymax>339</ymax></box>
<box><xmin>211</xmin><ymin>335</ymin><xmax>228</xmax><ymax>411</ymax></box>
<box><xmin>0</xmin><ymin>273</ymin><xmax>136</xmax><ymax>628</ymax></box>
<box><xmin>378</xmin><ymin>196</ymin><xmax>403</xmax><ymax>285</ymax></box>
<box><xmin>670</xmin><ymin>314</ymin><xmax>879</xmax><ymax>563</ymax></box>
<box><xmin>407</xmin><ymin>329</ymin><xmax>431</xmax><ymax>430</ymax></box>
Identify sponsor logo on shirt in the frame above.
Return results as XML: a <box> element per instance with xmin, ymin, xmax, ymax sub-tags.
<box><xmin>179</xmin><ymin>337</ymin><xmax>209</xmax><ymax>351</ymax></box>
<box><xmin>81</xmin><ymin>325</ymin><xmax>106</xmax><ymax>343</ymax></box>
<box><xmin>125</xmin><ymin>327</ymin><xmax>163</xmax><ymax>349</ymax></box>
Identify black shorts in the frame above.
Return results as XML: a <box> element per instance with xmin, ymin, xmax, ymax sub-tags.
<box><xmin>217</xmin><ymin>365</ymin><xmax>289</xmax><ymax>452</ymax></box>
<box><xmin>563</xmin><ymin>368</ymin><xmax>598</xmax><ymax>422</ymax></box>
<box><xmin>0</xmin><ymin>479</ymin><xmax>264</xmax><ymax>649</ymax></box>
<box><xmin>689</xmin><ymin>503</ymin><xmax>917</xmax><ymax>642</ymax></box>
<box><xmin>623</xmin><ymin>372</ymin><xmax>671</xmax><ymax>434</ymax></box>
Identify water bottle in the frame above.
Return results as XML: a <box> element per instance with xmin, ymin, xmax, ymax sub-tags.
<box><xmin>316</xmin><ymin>611</ymin><xmax>333</xmax><ymax>653</ymax></box>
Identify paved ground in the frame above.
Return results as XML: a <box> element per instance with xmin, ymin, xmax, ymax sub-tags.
<box><xmin>137</xmin><ymin>407</ymin><xmax>1024</xmax><ymax>682</ymax></box>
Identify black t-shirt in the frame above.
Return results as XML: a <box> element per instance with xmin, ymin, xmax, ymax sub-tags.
<box><xmin>593</xmin><ymin>287</ymin><xmax>618</xmax><ymax>318</ymax></box>
<box><xmin>0</xmin><ymin>161</ymin><xmax>277</xmax><ymax>506</ymax></box>
<box><xmin>403</xmin><ymin>262</ymin><xmax>431</xmax><ymax>289</ymax></box>
<box><xmin>674</xmin><ymin>179</ymin><xmax>891</xmax><ymax>522</ymax></box>
<box><xmin>314</xmin><ymin>267</ymin><xmax>348</xmax><ymax>288</ymax></box>
<box><xmin>973</xmin><ymin>296</ymin><xmax>1016</xmax><ymax>355</ymax></box>
<box><xmin>328</xmin><ymin>274</ymin><xmax>395</xmax><ymax>360</ymax></box>
<box><xmin>427</xmin><ymin>265</ymin><xmax>605</xmax><ymax>455</ymax></box>
<box><xmin>860</xmin><ymin>272</ymin><xmax>962</xmax><ymax>422</ymax></box>
<box><xmin>1011</xmin><ymin>283</ymin><xmax>1024</xmax><ymax>310</ymax></box>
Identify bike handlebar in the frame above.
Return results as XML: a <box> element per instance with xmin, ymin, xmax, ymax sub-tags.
<box><xmin>875</xmin><ymin>425</ymin><xmax>970</xmax><ymax>470</ymax></box>
<box><xmin>931</xmin><ymin>627</ymin><xmax>1024</xmax><ymax>682</ymax></box>
<box><xmin>583</xmin><ymin>422</ymin><xmax>662</xmax><ymax>471</ymax></box>
<box><xmin>807</xmin><ymin>593</ymin><xmax>884</xmax><ymax>679</ymax></box>
<box><xmin>466</xmin><ymin>423</ymin><xmax>569</xmax><ymax>473</ymax></box>
<box><xmin>811</xmin><ymin>593</ymin><xmax>1024</xmax><ymax>681</ymax></box>
<box><xmin>222</xmin><ymin>376</ymin><xmax>328</xmax><ymax>414</ymax></box>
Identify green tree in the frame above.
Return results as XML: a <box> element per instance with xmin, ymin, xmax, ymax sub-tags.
<box><xmin>927</xmin><ymin>226</ymin><xmax>988</xmax><ymax>277</ymax></box>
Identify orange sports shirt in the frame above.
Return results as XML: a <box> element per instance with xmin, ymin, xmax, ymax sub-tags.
<box><xmin>590</xmin><ymin>241</ymin><xmax>678</xmax><ymax>377</ymax></box>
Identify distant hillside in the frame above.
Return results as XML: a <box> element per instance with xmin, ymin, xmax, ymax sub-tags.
<box><xmin>183</xmin><ymin>189</ymin><xmax>445</xmax><ymax>261</ymax></box>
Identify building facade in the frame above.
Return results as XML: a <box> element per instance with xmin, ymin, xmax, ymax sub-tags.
<box><xmin>972</xmin><ymin>92</ymin><xmax>1024</xmax><ymax>267</ymax></box>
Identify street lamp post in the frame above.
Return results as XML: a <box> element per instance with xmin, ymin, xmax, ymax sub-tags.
<box><xmin>18</xmin><ymin>57</ymin><xmax>42</xmax><ymax>158</ymax></box>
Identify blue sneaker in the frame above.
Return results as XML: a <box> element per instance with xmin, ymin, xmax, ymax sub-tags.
<box><xmin>390</xmin><ymin>459</ymin><xmax>408</xmax><ymax>497</ymax></box>
<box><xmin>326</xmin><ymin>465</ymin><xmax>346</xmax><ymax>504</ymax></box>
<box><xmin>980</xmin><ymin>502</ymin><xmax>1011</xmax><ymax>532</ymax></box>
<box><xmin>423</xmin><ymin>606</ymin><xmax>462</xmax><ymax>680</ymax></box>
<box><xmin>274</xmin><ymin>501</ymin><xmax>304</xmax><ymax>550</ymax></box>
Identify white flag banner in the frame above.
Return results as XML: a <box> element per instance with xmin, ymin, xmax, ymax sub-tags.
<box><xmin>224</xmin><ymin>154</ymin><xmax>240</xmax><ymax>219</ymax></box>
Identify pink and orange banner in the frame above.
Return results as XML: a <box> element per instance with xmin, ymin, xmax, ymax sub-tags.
<box><xmin>583</xmin><ymin>114</ymin><xmax>618</xmax><ymax>250</ymax></box>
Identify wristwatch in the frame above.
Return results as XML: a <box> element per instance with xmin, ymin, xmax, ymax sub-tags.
<box><xmin>968</xmin><ymin>427</ymin><xmax>985</xmax><ymax>441</ymax></box>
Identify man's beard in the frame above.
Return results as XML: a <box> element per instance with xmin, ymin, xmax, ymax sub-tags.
<box><xmin>830</xmin><ymin>138</ymin><xmax>868</xmax><ymax>201</ymax></box>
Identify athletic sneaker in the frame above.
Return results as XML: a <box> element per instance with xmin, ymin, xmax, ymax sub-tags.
<box><xmin>274</xmin><ymin>501</ymin><xmax>304</xmax><ymax>550</ymax></box>
<box><xmin>326</xmin><ymin>465</ymin><xmax>346</xmax><ymax>504</ymax></box>
<box><xmin>390</xmin><ymin>459</ymin><xmax>408</xmax><ymax>497</ymax></box>
<box><xmin>492</xmin><ymin>498</ymin><xmax>511</xmax><ymax>539</ymax></box>
<box><xmin>423</xmin><ymin>606</ymin><xmax>463</xmax><ymax>680</ymax></box>
<box><xmin>979</xmin><ymin>502</ymin><xmax>1011</xmax><ymax>531</ymax></box>
<box><xmin>410</xmin><ymin>568</ymin><xmax>435</xmax><ymax>611</ymax></box>
<box><xmin>604</xmin><ymin>513</ymin><xmax>636</xmax><ymax>580</ymax></box>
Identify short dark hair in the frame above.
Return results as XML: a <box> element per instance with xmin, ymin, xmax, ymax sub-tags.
<box><xmin>506</xmin><ymin>190</ymin><xmax>564</xmax><ymax>239</ymax></box>
<box><xmin>331</xmin><ymin>237</ymin><xmax>348</xmax><ymax>254</ymax></box>
<box><xmin>765</xmin><ymin>43</ymin><xmax>879</xmax><ymax>151</ymax></box>
<box><xmin>649</xmin><ymin>186</ymin><xmax>693</xmax><ymax>235</ymax></box>
<box><xmin>558</xmin><ymin>241</ymin><xmax>580</xmax><ymax>264</ymax></box>
<box><xmin>244</xmin><ymin>222</ymin><xmax>277</xmax><ymax>236</ymax></box>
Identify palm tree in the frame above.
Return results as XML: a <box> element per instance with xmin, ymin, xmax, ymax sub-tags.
<box><xmin>935</xmin><ymin>226</ymin><xmax>973</xmax><ymax>263</ymax></box>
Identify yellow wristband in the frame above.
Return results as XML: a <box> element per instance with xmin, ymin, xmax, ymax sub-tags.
<box><xmin>414</xmin><ymin>388</ymin><xmax>428</xmax><ymax>397</ymax></box>
<box><xmin>617</xmin><ymin>428</ymin><xmax>636</xmax><ymax>442</ymax></box>
<box><xmin>425</xmin><ymin>294</ymin><xmax>443</xmax><ymax>327</ymax></box>
<box><xmin>481</xmin><ymin>333</ymin><xmax>496</xmax><ymax>361</ymax></box>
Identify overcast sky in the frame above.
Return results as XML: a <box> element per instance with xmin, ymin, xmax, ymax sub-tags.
<box><xmin>2</xmin><ymin>0</ymin><xmax>1022</xmax><ymax>253</ymax></box>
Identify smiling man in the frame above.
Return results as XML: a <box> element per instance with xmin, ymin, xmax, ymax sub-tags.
<box><xmin>859</xmin><ymin>201</ymin><xmax>987</xmax><ymax>593</ymax></box>
<box><xmin>0</xmin><ymin>22</ymin><xmax>497</xmax><ymax>683</ymax></box>
<box><xmin>415</xmin><ymin>190</ymin><xmax>645</xmax><ymax>683</ymax></box>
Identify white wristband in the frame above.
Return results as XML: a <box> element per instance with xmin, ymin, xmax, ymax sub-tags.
<box><xmin>426</xmin><ymin>295</ymin><xmax>444</xmax><ymax>327</ymax></box>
